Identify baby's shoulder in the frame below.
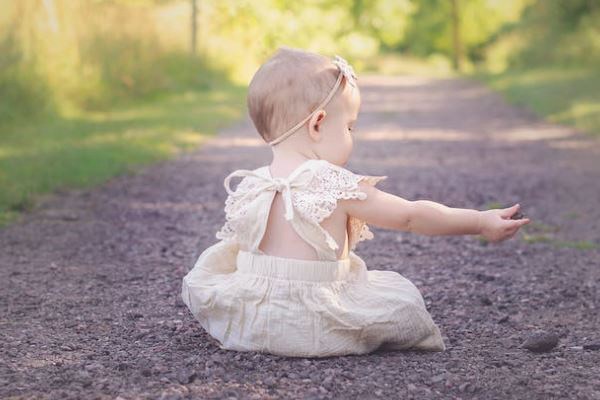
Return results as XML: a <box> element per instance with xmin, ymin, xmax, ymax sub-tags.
<box><xmin>308</xmin><ymin>159</ymin><xmax>388</xmax><ymax>195</ymax></box>
<box><xmin>292</xmin><ymin>159</ymin><xmax>388</xmax><ymax>223</ymax></box>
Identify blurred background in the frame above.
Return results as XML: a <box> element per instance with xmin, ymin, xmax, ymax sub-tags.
<box><xmin>1</xmin><ymin>0</ymin><xmax>599</xmax><ymax>225</ymax></box>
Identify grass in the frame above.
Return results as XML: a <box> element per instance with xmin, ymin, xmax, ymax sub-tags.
<box><xmin>470</xmin><ymin>66</ymin><xmax>600</xmax><ymax>138</ymax></box>
<box><xmin>0</xmin><ymin>83</ymin><xmax>247</xmax><ymax>226</ymax></box>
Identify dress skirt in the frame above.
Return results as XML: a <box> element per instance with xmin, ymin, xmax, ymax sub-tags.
<box><xmin>181</xmin><ymin>239</ymin><xmax>445</xmax><ymax>358</ymax></box>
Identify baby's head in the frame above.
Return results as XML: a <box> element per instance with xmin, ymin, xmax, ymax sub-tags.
<box><xmin>247</xmin><ymin>46</ymin><xmax>360</xmax><ymax>166</ymax></box>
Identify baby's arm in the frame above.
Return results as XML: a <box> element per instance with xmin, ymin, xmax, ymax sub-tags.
<box><xmin>340</xmin><ymin>182</ymin><xmax>531</xmax><ymax>242</ymax></box>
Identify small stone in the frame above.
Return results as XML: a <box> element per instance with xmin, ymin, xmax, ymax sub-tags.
<box><xmin>116</xmin><ymin>362</ymin><xmax>129</xmax><ymax>371</ymax></box>
<box><xmin>309</xmin><ymin>372</ymin><xmax>321</xmax><ymax>381</ymax></box>
<box><xmin>430</xmin><ymin>373</ymin><xmax>446</xmax><ymax>383</ymax></box>
<box><xmin>44</xmin><ymin>210</ymin><xmax>79</xmax><ymax>221</ymax></box>
<box><xmin>128</xmin><ymin>313</ymin><xmax>143</xmax><ymax>320</ymax></box>
<box><xmin>480</xmin><ymin>296</ymin><xmax>493</xmax><ymax>306</ymax></box>
<box><xmin>522</xmin><ymin>331</ymin><xmax>559</xmax><ymax>352</ymax></box>
<box><xmin>583</xmin><ymin>343</ymin><xmax>600</xmax><ymax>351</ymax></box>
<box><xmin>264</xmin><ymin>377</ymin><xmax>276</xmax><ymax>388</ymax></box>
<box><xmin>84</xmin><ymin>362</ymin><xmax>102</xmax><ymax>372</ymax></box>
<box><xmin>159</xmin><ymin>393</ymin><xmax>183</xmax><ymax>400</ymax></box>
<box><xmin>475</xmin><ymin>273</ymin><xmax>495</xmax><ymax>282</ymax></box>
<box><xmin>510</xmin><ymin>211</ymin><xmax>525</xmax><ymax>220</ymax></box>
<box><xmin>498</xmin><ymin>315</ymin><xmax>510</xmax><ymax>324</ymax></box>
<box><xmin>177</xmin><ymin>369</ymin><xmax>197</xmax><ymax>384</ymax></box>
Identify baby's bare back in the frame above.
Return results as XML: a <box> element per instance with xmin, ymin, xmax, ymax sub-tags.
<box><xmin>258</xmin><ymin>191</ymin><xmax>349</xmax><ymax>260</ymax></box>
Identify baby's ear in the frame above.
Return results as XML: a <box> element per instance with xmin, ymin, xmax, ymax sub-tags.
<box><xmin>308</xmin><ymin>110</ymin><xmax>326</xmax><ymax>139</ymax></box>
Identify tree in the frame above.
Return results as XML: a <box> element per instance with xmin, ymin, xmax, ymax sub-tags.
<box><xmin>450</xmin><ymin>0</ymin><xmax>463</xmax><ymax>71</ymax></box>
<box><xmin>190</xmin><ymin>0</ymin><xmax>197</xmax><ymax>57</ymax></box>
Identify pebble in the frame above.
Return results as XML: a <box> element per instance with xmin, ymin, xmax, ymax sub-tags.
<box><xmin>116</xmin><ymin>362</ymin><xmax>129</xmax><ymax>371</ymax></box>
<box><xmin>522</xmin><ymin>331</ymin><xmax>559</xmax><ymax>352</ymax></box>
<box><xmin>84</xmin><ymin>362</ymin><xmax>102</xmax><ymax>372</ymax></box>
<box><xmin>264</xmin><ymin>377</ymin><xmax>277</xmax><ymax>388</ymax></box>
<box><xmin>459</xmin><ymin>382</ymin><xmax>470</xmax><ymax>392</ymax></box>
<box><xmin>177</xmin><ymin>369</ymin><xmax>197</xmax><ymax>384</ymax></box>
<box><xmin>498</xmin><ymin>315</ymin><xmax>510</xmax><ymax>324</ymax></box>
<box><xmin>583</xmin><ymin>343</ymin><xmax>600</xmax><ymax>351</ymax></box>
<box><xmin>480</xmin><ymin>296</ymin><xmax>493</xmax><ymax>306</ymax></box>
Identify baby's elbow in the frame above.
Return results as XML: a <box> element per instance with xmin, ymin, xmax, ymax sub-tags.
<box><xmin>392</xmin><ymin>201</ymin><xmax>415</xmax><ymax>233</ymax></box>
<box><xmin>401</xmin><ymin>200</ymin><xmax>440</xmax><ymax>237</ymax></box>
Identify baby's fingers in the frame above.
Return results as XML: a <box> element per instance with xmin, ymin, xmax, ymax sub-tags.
<box><xmin>514</xmin><ymin>218</ymin><xmax>531</xmax><ymax>227</ymax></box>
<box><xmin>504</xmin><ymin>218</ymin><xmax>530</xmax><ymax>233</ymax></box>
<box><xmin>500</xmin><ymin>203</ymin><xmax>520</xmax><ymax>219</ymax></box>
<box><xmin>502</xmin><ymin>222</ymin><xmax>523</xmax><ymax>239</ymax></box>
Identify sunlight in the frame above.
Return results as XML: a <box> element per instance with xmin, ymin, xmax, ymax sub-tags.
<box><xmin>358</xmin><ymin>128</ymin><xmax>473</xmax><ymax>142</ymax></box>
<box><xmin>491</xmin><ymin>125</ymin><xmax>577</xmax><ymax>141</ymax></box>
<box><xmin>547</xmin><ymin>139</ymin><xmax>600</xmax><ymax>153</ymax></box>
<box><xmin>204</xmin><ymin>136</ymin><xmax>266</xmax><ymax>148</ymax></box>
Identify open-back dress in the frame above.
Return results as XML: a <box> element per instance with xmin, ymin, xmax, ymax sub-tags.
<box><xmin>181</xmin><ymin>158</ymin><xmax>445</xmax><ymax>357</ymax></box>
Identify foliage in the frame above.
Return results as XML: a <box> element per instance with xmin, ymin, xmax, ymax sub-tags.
<box><xmin>473</xmin><ymin>67</ymin><xmax>600</xmax><ymax>137</ymax></box>
<box><xmin>482</xmin><ymin>0</ymin><xmax>600</xmax><ymax>70</ymax></box>
<box><xmin>0</xmin><ymin>0</ymin><xmax>223</xmax><ymax>122</ymax></box>
<box><xmin>0</xmin><ymin>83</ymin><xmax>246</xmax><ymax>225</ymax></box>
<box><xmin>1</xmin><ymin>0</ymin><xmax>599</xmax><ymax>223</ymax></box>
<box><xmin>401</xmin><ymin>0</ymin><xmax>531</xmax><ymax>71</ymax></box>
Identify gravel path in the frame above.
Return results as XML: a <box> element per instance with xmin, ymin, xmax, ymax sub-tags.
<box><xmin>1</xmin><ymin>75</ymin><xmax>599</xmax><ymax>400</ymax></box>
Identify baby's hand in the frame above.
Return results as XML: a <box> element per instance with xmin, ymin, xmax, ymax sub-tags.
<box><xmin>478</xmin><ymin>203</ymin><xmax>531</xmax><ymax>243</ymax></box>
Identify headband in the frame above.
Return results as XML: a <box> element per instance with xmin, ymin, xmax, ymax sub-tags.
<box><xmin>267</xmin><ymin>55</ymin><xmax>358</xmax><ymax>147</ymax></box>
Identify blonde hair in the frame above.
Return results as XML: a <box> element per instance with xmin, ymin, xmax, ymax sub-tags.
<box><xmin>247</xmin><ymin>46</ymin><xmax>343</xmax><ymax>143</ymax></box>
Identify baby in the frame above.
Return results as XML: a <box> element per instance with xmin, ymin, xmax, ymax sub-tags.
<box><xmin>181</xmin><ymin>46</ymin><xmax>531</xmax><ymax>358</ymax></box>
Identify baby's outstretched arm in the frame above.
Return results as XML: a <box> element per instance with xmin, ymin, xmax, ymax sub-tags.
<box><xmin>340</xmin><ymin>182</ymin><xmax>531</xmax><ymax>243</ymax></box>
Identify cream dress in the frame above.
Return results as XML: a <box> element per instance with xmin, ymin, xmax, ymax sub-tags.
<box><xmin>181</xmin><ymin>158</ymin><xmax>445</xmax><ymax>358</ymax></box>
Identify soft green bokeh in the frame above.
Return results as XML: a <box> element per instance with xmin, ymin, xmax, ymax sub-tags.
<box><xmin>1</xmin><ymin>0</ymin><xmax>598</xmax><ymax>226</ymax></box>
<box><xmin>0</xmin><ymin>84</ymin><xmax>246</xmax><ymax>225</ymax></box>
<box><xmin>472</xmin><ymin>67</ymin><xmax>600</xmax><ymax>137</ymax></box>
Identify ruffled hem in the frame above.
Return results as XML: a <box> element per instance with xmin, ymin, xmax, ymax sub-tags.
<box><xmin>181</xmin><ymin>240</ymin><xmax>445</xmax><ymax>357</ymax></box>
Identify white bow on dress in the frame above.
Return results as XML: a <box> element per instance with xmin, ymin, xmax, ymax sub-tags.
<box><xmin>223</xmin><ymin>166</ymin><xmax>316</xmax><ymax>221</ymax></box>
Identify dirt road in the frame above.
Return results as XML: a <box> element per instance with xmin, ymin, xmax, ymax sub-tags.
<box><xmin>1</xmin><ymin>75</ymin><xmax>599</xmax><ymax>399</ymax></box>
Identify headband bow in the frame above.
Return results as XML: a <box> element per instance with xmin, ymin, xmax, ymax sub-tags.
<box><xmin>332</xmin><ymin>55</ymin><xmax>358</xmax><ymax>88</ymax></box>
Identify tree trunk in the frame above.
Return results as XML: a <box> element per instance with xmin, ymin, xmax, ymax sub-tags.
<box><xmin>191</xmin><ymin>0</ymin><xmax>197</xmax><ymax>57</ymax></box>
<box><xmin>450</xmin><ymin>0</ymin><xmax>462</xmax><ymax>72</ymax></box>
